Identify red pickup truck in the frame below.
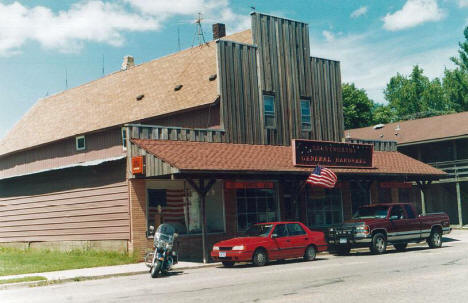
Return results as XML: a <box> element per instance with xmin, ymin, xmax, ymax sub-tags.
<box><xmin>328</xmin><ymin>203</ymin><xmax>451</xmax><ymax>255</ymax></box>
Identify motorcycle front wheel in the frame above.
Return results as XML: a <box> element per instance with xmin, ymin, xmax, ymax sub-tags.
<box><xmin>150</xmin><ymin>260</ymin><xmax>162</xmax><ymax>278</ymax></box>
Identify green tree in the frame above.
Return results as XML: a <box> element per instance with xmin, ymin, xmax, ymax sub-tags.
<box><xmin>342</xmin><ymin>83</ymin><xmax>374</xmax><ymax>129</ymax></box>
<box><xmin>445</xmin><ymin>26</ymin><xmax>468</xmax><ymax>111</ymax></box>
<box><xmin>372</xmin><ymin>103</ymin><xmax>395</xmax><ymax>124</ymax></box>
<box><xmin>384</xmin><ymin>65</ymin><xmax>454</xmax><ymax>120</ymax></box>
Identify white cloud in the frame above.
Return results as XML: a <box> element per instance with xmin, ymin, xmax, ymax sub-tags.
<box><xmin>124</xmin><ymin>0</ymin><xmax>250</xmax><ymax>33</ymax></box>
<box><xmin>350</xmin><ymin>6</ymin><xmax>368</xmax><ymax>18</ymax></box>
<box><xmin>0</xmin><ymin>1</ymin><xmax>158</xmax><ymax>55</ymax></box>
<box><xmin>309</xmin><ymin>30</ymin><xmax>456</xmax><ymax>103</ymax></box>
<box><xmin>322</xmin><ymin>30</ymin><xmax>335</xmax><ymax>42</ymax></box>
<box><xmin>382</xmin><ymin>0</ymin><xmax>446</xmax><ymax>31</ymax></box>
<box><xmin>0</xmin><ymin>0</ymin><xmax>250</xmax><ymax>56</ymax></box>
<box><xmin>459</xmin><ymin>0</ymin><xmax>468</xmax><ymax>7</ymax></box>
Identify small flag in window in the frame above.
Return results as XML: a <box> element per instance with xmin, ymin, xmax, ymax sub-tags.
<box><xmin>306</xmin><ymin>166</ymin><xmax>337</xmax><ymax>189</ymax></box>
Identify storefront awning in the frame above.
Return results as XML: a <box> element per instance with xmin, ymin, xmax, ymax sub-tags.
<box><xmin>130</xmin><ymin>139</ymin><xmax>446</xmax><ymax>181</ymax></box>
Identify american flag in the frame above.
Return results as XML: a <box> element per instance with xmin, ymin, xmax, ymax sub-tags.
<box><xmin>306</xmin><ymin>166</ymin><xmax>337</xmax><ymax>189</ymax></box>
<box><xmin>148</xmin><ymin>189</ymin><xmax>186</xmax><ymax>224</ymax></box>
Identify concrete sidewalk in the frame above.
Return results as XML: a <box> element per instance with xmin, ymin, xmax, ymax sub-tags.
<box><xmin>0</xmin><ymin>261</ymin><xmax>218</xmax><ymax>290</ymax></box>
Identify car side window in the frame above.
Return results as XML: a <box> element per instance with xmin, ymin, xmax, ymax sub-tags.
<box><xmin>273</xmin><ymin>224</ymin><xmax>289</xmax><ymax>237</ymax></box>
<box><xmin>287</xmin><ymin>223</ymin><xmax>306</xmax><ymax>236</ymax></box>
<box><xmin>404</xmin><ymin>205</ymin><xmax>416</xmax><ymax>219</ymax></box>
<box><xmin>390</xmin><ymin>205</ymin><xmax>406</xmax><ymax>219</ymax></box>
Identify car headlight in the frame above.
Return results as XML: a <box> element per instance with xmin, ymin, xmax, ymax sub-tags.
<box><xmin>213</xmin><ymin>246</ymin><xmax>219</xmax><ymax>251</ymax></box>
<box><xmin>232</xmin><ymin>245</ymin><xmax>245</xmax><ymax>251</ymax></box>
<box><xmin>355</xmin><ymin>225</ymin><xmax>369</xmax><ymax>234</ymax></box>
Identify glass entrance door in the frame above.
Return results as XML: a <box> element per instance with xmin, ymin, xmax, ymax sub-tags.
<box><xmin>305</xmin><ymin>187</ymin><xmax>343</xmax><ymax>228</ymax></box>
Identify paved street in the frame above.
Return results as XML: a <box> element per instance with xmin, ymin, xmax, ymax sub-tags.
<box><xmin>2</xmin><ymin>230</ymin><xmax>468</xmax><ymax>303</ymax></box>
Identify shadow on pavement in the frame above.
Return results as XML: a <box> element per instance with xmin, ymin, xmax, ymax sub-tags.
<box><xmin>215</xmin><ymin>257</ymin><xmax>329</xmax><ymax>269</ymax></box>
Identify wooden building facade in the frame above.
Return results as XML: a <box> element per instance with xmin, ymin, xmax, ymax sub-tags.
<box><xmin>0</xmin><ymin>13</ymin><xmax>443</xmax><ymax>260</ymax></box>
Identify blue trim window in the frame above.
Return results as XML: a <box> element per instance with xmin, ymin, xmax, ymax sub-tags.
<box><xmin>263</xmin><ymin>95</ymin><xmax>276</xmax><ymax>128</ymax></box>
<box><xmin>300</xmin><ymin>99</ymin><xmax>312</xmax><ymax>131</ymax></box>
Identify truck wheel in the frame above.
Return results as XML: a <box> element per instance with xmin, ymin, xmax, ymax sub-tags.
<box><xmin>394</xmin><ymin>243</ymin><xmax>408</xmax><ymax>252</ymax></box>
<box><xmin>304</xmin><ymin>245</ymin><xmax>317</xmax><ymax>261</ymax></box>
<box><xmin>252</xmin><ymin>248</ymin><xmax>268</xmax><ymax>267</ymax></box>
<box><xmin>370</xmin><ymin>233</ymin><xmax>387</xmax><ymax>254</ymax></box>
<box><xmin>335</xmin><ymin>246</ymin><xmax>351</xmax><ymax>255</ymax></box>
<box><xmin>222</xmin><ymin>261</ymin><xmax>235</xmax><ymax>267</ymax></box>
<box><xmin>428</xmin><ymin>229</ymin><xmax>443</xmax><ymax>248</ymax></box>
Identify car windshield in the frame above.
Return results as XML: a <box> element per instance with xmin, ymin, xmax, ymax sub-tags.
<box><xmin>244</xmin><ymin>224</ymin><xmax>273</xmax><ymax>237</ymax></box>
<box><xmin>353</xmin><ymin>206</ymin><xmax>389</xmax><ymax>219</ymax></box>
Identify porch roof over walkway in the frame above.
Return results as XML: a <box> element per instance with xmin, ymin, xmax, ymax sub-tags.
<box><xmin>131</xmin><ymin>139</ymin><xmax>446</xmax><ymax>181</ymax></box>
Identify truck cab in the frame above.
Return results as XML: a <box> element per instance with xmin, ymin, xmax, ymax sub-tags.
<box><xmin>328</xmin><ymin>203</ymin><xmax>451</xmax><ymax>255</ymax></box>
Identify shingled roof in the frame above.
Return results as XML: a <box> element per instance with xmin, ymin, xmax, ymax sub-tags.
<box><xmin>131</xmin><ymin>139</ymin><xmax>446</xmax><ymax>179</ymax></box>
<box><xmin>346</xmin><ymin>111</ymin><xmax>468</xmax><ymax>145</ymax></box>
<box><xmin>0</xmin><ymin>30</ymin><xmax>253</xmax><ymax>157</ymax></box>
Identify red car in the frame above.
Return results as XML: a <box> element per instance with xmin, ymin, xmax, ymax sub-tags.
<box><xmin>211</xmin><ymin>221</ymin><xmax>328</xmax><ymax>267</ymax></box>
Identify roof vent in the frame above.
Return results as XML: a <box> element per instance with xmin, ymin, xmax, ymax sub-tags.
<box><xmin>373</xmin><ymin>124</ymin><xmax>385</xmax><ymax>130</ymax></box>
<box><xmin>209</xmin><ymin>74</ymin><xmax>217</xmax><ymax>81</ymax></box>
<box><xmin>174</xmin><ymin>84</ymin><xmax>183</xmax><ymax>91</ymax></box>
<box><xmin>136</xmin><ymin>94</ymin><xmax>144</xmax><ymax>101</ymax></box>
<box><xmin>121</xmin><ymin>55</ymin><xmax>135</xmax><ymax>71</ymax></box>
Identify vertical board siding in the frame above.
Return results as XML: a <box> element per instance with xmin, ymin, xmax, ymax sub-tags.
<box><xmin>309</xmin><ymin>57</ymin><xmax>344</xmax><ymax>142</ymax></box>
<box><xmin>0</xmin><ymin>182</ymin><xmax>130</xmax><ymax>242</ymax></box>
<box><xmin>217</xmin><ymin>13</ymin><xmax>344</xmax><ymax>146</ymax></box>
<box><xmin>217</xmin><ymin>40</ymin><xmax>261</xmax><ymax>144</ymax></box>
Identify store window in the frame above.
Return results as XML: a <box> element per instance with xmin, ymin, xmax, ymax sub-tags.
<box><xmin>263</xmin><ymin>94</ymin><xmax>276</xmax><ymax>128</ymax></box>
<box><xmin>236</xmin><ymin>188</ymin><xmax>278</xmax><ymax>231</ymax></box>
<box><xmin>146</xmin><ymin>181</ymin><xmax>225</xmax><ymax>235</ymax></box>
<box><xmin>306</xmin><ymin>188</ymin><xmax>343</xmax><ymax>227</ymax></box>
<box><xmin>300</xmin><ymin>99</ymin><xmax>312</xmax><ymax>131</ymax></box>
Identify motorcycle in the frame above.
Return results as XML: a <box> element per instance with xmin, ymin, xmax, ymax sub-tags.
<box><xmin>145</xmin><ymin>223</ymin><xmax>178</xmax><ymax>278</ymax></box>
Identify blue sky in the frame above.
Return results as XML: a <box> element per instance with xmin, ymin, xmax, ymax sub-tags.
<box><xmin>0</xmin><ymin>0</ymin><xmax>467</xmax><ymax>139</ymax></box>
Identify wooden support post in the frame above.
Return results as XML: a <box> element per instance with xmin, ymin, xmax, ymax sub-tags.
<box><xmin>185</xmin><ymin>177</ymin><xmax>216</xmax><ymax>264</ymax></box>
<box><xmin>456</xmin><ymin>181</ymin><xmax>463</xmax><ymax>227</ymax></box>
<box><xmin>417</xmin><ymin>181</ymin><xmax>431</xmax><ymax>214</ymax></box>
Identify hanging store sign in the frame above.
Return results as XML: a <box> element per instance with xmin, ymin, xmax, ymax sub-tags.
<box><xmin>293</xmin><ymin>139</ymin><xmax>373</xmax><ymax>168</ymax></box>
<box><xmin>224</xmin><ymin>181</ymin><xmax>274</xmax><ymax>189</ymax></box>
<box><xmin>131</xmin><ymin>156</ymin><xmax>145</xmax><ymax>175</ymax></box>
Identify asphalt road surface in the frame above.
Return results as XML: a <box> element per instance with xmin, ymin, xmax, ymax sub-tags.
<box><xmin>2</xmin><ymin>231</ymin><xmax>468</xmax><ymax>303</ymax></box>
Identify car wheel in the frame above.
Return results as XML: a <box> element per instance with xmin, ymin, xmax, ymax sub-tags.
<box><xmin>335</xmin><ymin>246</ymin><xmax>351</xmax><ymax>256</ymax></box>
<box><xmin>222</xmin><ymin>261</ymin><xmax>235</xmax><ymax>267</ymax></box>
<box><xmin>394</xmin><ymin>243</ymin><xmax>408</xmax><ymax>252</ymax></box>
<box><xmin>370</xmin><ymin>233</ymin><xmax>387</xmax><ymax>254</ymax></box>
<box><xmin>252</xmin><ymin>248</ymin><xmax>268</xmax><ymax>267</ymax></box>
<box><xmin>304</xmin><ymin>245</ymin><xmax>317</xmax><ymax>261</ymax></box>
<box><xmin>428</xmin><ymin>229</ymin><xmax>443</xmax><ymax>248</ymax></box>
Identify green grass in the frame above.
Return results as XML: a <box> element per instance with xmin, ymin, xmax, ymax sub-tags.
<box><xmin>0</xmin><ymin>276</ymin><xmax>47</xmax><ymax>285</ymax></box>
<box><xmin>0</xmin><ymin>247</ymin><xmax>138</xmax><ymax>276</ymax></box>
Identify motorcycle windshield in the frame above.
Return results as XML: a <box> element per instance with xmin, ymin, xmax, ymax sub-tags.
<box><xmin>155</xmin><ymin>224</ymin><xmax>175</xmax><ymax>243</ymax></box>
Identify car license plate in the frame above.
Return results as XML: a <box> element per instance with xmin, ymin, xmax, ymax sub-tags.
<box><xmin>339</xmin><ymin>238</ymin><xmax>347</xmax><ymax>244</ymax></box>
<box><xmin>219</xmin><ymin>251</ymin><xmax>226</xmax><ymax>258</ymax></box>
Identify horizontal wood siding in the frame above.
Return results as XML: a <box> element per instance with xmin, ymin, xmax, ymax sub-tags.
<box><xmin>0</xmin><ymin>182</ymin><xmax>129</xmax><ymax>242</ymax></box>
<box><xmin>217</xmin><ymin>40</ymin><xmax>261</xmax><ymax>144</ymax></box>
<box><xmin>0</xmin><ymin>128</ymin><xmax>125</xmax><ymax>180</ymax></box>
<box><xmin>0</xmin><ymin>160</ymin><xmax>129</xmax><ymax>242</ymax></box>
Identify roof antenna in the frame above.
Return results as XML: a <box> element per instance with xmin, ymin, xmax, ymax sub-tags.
<box><xmin>102</xmin><ymin>54</ymin><xmax>105</xmax><ymax>76</ymax></box>
<box><xmin>177</xmin><ymin>27</ymin><xmax>181</xmax><ymax>51</ymax></box>
<box><xmin>192</xmin><ymin>12</ymin><xmax>207</xmax><ymax>47</ymax></box>
<box><xmin>65</xmin><ymin>67</ymin><xmax>68</xmax><ymax>89</ymax></box>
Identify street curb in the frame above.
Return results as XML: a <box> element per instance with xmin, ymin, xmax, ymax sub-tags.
<box><xmin>0</xmin><ymin>264</ymin><xmax>220</xmax><ymax>290</ymax></box>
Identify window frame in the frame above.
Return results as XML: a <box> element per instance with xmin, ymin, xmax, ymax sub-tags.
<box><xmin>236</xmin><ymin>186</ymin><xmax>279</xmax><ymax>232</ymax></box>
<box><xmin>262</xmin><ymin>94</ymin><xmax>276</xmax><ymax>129</ymax></box>
<box><xmin>121</xmin><ymin>127</ymin><xmax>127</xmax><ymax>151</ymax></box>
<box><xmin>300</xmin><ymin>98</ymin><xmax>312</xmax><ymax>131</ymax></box>
<box><xmin>75</xmin><ymin>135</ymin><xmax>86</xmax><ymax>151</ymax></box>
